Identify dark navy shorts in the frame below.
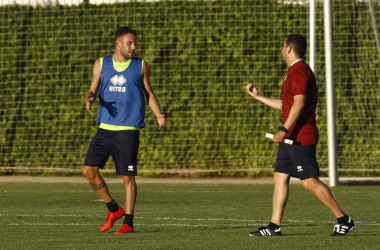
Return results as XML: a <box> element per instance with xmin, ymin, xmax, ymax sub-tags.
<box><xmin>275</xmin><ymin>143</ymin><xmax>320</xmax><ymax>180</ymax></box>
<box><xmin>84</xmin><ymin>128</ymin><xmax>140</xmax><ymax>176</ymax></box>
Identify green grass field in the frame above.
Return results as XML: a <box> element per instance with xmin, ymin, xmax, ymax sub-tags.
<box><xmin>0</xmin><ymin>182</ymin><xmax>379</xmax><ymax>249</ymax></box>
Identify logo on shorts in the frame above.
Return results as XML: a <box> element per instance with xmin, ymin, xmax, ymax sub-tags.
<box><xmin>297</xmin><ymin>165</ymin><xmax>303</xmax><ymax>172</ymax></box>
<box><xmin>128</xmin><ymin>165</ymin><xmax>134</xmax><ymax>171</ymax></box>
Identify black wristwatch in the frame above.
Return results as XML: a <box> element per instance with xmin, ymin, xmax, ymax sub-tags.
<box><xmin>280</xmin><ymin>126</ymin><xmax>288</xmax><ymax>133</ymax></box>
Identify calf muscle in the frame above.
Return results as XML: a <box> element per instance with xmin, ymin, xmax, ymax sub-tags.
<box><xmin>90</xmin><ymin>182</ymin><xmax>107</xmax><ymax>191</ymax></box>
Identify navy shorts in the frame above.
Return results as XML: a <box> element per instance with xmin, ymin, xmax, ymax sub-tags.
<box><xmin>84</xmin><ymin>128</ymin><xmax>140</xmax><ymax>176</ymax></box>
<box><xmin>275</xmin><ymin>143</ymin><xmax>320</xmax><ymax>180</ymax></box>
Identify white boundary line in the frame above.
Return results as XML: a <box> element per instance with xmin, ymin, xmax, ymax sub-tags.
<box><xmin>2</xmin><ymin>214</ymin><xmax>379</xmax><ymax>226</ymax></box>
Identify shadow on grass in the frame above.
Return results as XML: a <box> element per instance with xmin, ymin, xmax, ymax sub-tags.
<box><xmin>338</xmin><ymin>181</ymin><xmax>380</xmax><ymax>186</ymax></box>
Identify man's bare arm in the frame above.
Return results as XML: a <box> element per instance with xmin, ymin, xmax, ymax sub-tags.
<box><xmin>272</xmin><ymin>94</ymin><xmax>305</xmax><ymax>142</ymax></box>
<box><xmin>86</xmin><ymin>59</ymin><xmax>101</xmax><ymax>113</ymax></box>
<box><xmin>246</xmin><ymin>84</ymin><xmax>282</xmax><ymax>110</ymax></box>
<box><xmin>142</xmin><ymin>61</ymin><xmax>165</xmax><ymax>129</ymax></box>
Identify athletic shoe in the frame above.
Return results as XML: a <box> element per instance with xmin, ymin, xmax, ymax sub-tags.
<box><xmin>115</xmin><ymin>223</ymin><xmax>135</xmax><ymax>234</ymax></box>
<box><xmin>249</xmin><ymin>226</ymin><xmax>282</xmax><ymax>236</ymax></box>
<box><xmin>100</xmin><ymin>207</ymin><xmax>125</xmax><ymax>232</ymax></box>
<box><xmin>331</xmin><ymin>217</ymin><xmax>355</xmax><ymax>236</ymax></box>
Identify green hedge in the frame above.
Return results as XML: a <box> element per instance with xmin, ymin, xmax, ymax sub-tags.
<box><xmin>0</xmin><ymin>0</ymin><xmax>379</xmax><ymax>176</ymax></box>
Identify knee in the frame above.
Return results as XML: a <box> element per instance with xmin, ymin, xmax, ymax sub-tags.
<box><xmin>273</xmin><ymin>172</ymin><xmax>290</xmax><ymax>186</ymax></box>
<box><xmin>301</xmin><ymin>181</ymin><xmax>311</xmax><ymax>191</ymax></box>
<box><xmin>82</xmin><ymin>166</ymin><xmax>98</xmax><ymax>180</ymax></box>
<box><xmin>122</xmin><ymin>175</ymin><xmax>136</xmax><ymax>185</ymax></box>
<box><xmin>301</xmin><ymin>178</ymin><xmax>318</xmax><ymax>191</ymax></box>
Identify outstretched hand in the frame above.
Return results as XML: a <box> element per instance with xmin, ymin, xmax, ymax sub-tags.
<box><xmin>246</xmin><ymin>84</ymin><xmax>259</xmax><ymax>98</ymax></box>
<box><xmin>157</xmin><ymin>114</ymin><xmax>166</xmax><ymax>129</ymax></box>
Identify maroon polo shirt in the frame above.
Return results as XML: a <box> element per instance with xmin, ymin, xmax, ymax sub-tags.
<box><xmin>281</xmin><ymin>60</ymin><xmax>319</xmax><ymax>145</ymax></box>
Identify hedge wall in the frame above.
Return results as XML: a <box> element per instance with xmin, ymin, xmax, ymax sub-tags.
<box><xmin>0</xmin><ymin>0</ymin><xmax>379</xmax><ymax>177</ymax></box>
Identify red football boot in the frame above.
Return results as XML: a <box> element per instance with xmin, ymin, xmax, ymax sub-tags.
<box><xmin>100</xmin><ymin>207</ymin><xmax>125</xmax><ymax>232</ymax></box>
<box><xmin>115</xmin><ymin>223</ymin><xmax>135</xmax><ymax>234</ymax></box>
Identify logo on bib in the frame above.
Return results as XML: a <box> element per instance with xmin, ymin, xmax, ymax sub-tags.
<box><xmin>110</xmin><ymin>75</ymin><xmax>126</xmax><ymax>92</ymax></box>
<box><xmin>110</xmin><ymin>75</ymin><xmax>126</xmax><ymax>86</ymax></box>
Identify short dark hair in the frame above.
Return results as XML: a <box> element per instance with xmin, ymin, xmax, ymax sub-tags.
<box><xmin>285</xmin><ymin>34</ymin><xmax>307</xmax><ymax>58</ymax></box>
<box><xmin>115</xmin><ymin>26</ymin><xmax>137</xmax><ymax>42</ymax></box>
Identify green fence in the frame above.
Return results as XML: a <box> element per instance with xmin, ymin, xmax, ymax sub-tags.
<box><xmin>0</xmin><ymin>0</ymin><xmax>379</xmax><ymax>177</ymax></box>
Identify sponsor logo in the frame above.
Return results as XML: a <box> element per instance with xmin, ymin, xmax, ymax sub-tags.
<box><xmin>274</xmin><ymin>228</ymin><xmax>281</xmax><ymax>233</ymax></box>
<box><xmin>109</xmin><ymin>86</ymin><xmax>126</xmax><ymax>92</ymax></box>
<box><xmin>128</xmin><ymin>165</ymin><xmax>134</xmax><ymax>171</ymax></box>
<box><xmin>110</xmin><ymin>75</ymin><xmax>126</xmax><ymax>86</ymax></box>
<box><xmin>297</xmin><ymin>165</ymin><xmax>303</xmax><ymax>172</ymax></box>
<box><xmin>110</xmin><ymin>75</ymin><xmax>126</xmax><ymax>92</ymax></box>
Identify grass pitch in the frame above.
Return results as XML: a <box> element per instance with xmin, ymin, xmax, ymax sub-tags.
<box><xmin>0</xmin><ymin>181</ymin><xmax>379</xmax><ymax>249</ymax></box>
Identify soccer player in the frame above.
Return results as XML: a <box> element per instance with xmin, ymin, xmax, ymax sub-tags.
<box><xmin>245</xmin><ymin>34</ymin><xmax>355</xmax><ymax>236</ymax></box>
<box><xmin>83</xmin><ymin>26</ymin><xmax>165</xmax><ymax>234</ymax></box>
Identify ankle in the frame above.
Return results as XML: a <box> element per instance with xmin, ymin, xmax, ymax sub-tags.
<box><xmin>269</xmin><ymin>222</ymin><xmax>281</xmax><ymax>231</ymax></box>
<box><xmin>123</xmin><ymin>214</ymin><xmax>134</xmax><ymax>228</ymax></box>
<box><xmin>106</xmin><ymin>200</ymin><xmax>120</xmax><ymax>213</ymax></box>
<box><xmin>337</xmin><ymin>214</ymin><xmax>349</xmax><ymax>224</ymax></box>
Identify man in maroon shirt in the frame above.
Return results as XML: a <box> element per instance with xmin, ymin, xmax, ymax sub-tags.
<box><xmin>245</xmin><ymin>34</ymin><xmax>355</xmax><ymax>236</ymax></box>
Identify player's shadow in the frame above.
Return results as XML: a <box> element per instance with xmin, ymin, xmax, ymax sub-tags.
<box><xmin>99</xmin><ymin>97</ymin><xmax>117</xmax><ymax>117</ymax></box>
<box><xmin>338</xmin><ymin>180</ymin><xmax>380</xmax><ymax>186</ymax></box>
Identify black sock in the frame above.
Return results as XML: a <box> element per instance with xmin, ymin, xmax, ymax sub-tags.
<box><xmin>123</xmin><ymin>214</ymin><xmax>134</xmax><ymax>228</ymax></box>
<box><xmin>105</xmin><ymin>200</ymin><xmax>119</xmax><ymax>213</ymax></box>
<box><xmin>337</xmin><ymin>214</ymin><xmax>349</xmax><ymax>224</ymax></box>
<box><xmin>268</xmin><ymin>222</ymin><xmax>281</xmax><ymax>231</ymax></box>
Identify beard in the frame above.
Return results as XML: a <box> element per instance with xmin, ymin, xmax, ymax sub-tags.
<box><xmin>120</xmin><ymin>47</ymin><xmax>134</xmax><ymax>59</ymax></box>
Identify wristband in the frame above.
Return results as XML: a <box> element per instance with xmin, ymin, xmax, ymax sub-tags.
<box><xmin>280</xmin><ymin>126</ymin><xmax>288</xmax><ymax>133</ymax></box>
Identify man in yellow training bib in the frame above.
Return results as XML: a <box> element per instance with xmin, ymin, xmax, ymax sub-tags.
<box><xmin>83</xmin><ymin>26</ymin><xmax>165</xmax><ymax>234</ymax></box>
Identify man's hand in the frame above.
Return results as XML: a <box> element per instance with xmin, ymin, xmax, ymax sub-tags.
<box><xmin>157</xmin><ymin>114</ymin><xmax>166</xmax><ymax>129</ymax></box>
<box><xmin>273</xmin><ymin>131</ymin><xmax>286</xmax><ymax>143</ymax></box>
<box><xmin>246</xmin><ymin>84</ymin><xmax>259</xmax><ymax>99</ymax></box>
<box><xmin>86</xmin><ymin>95</ymin><xmax>95</xmax><ymax>113</ymax></box>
